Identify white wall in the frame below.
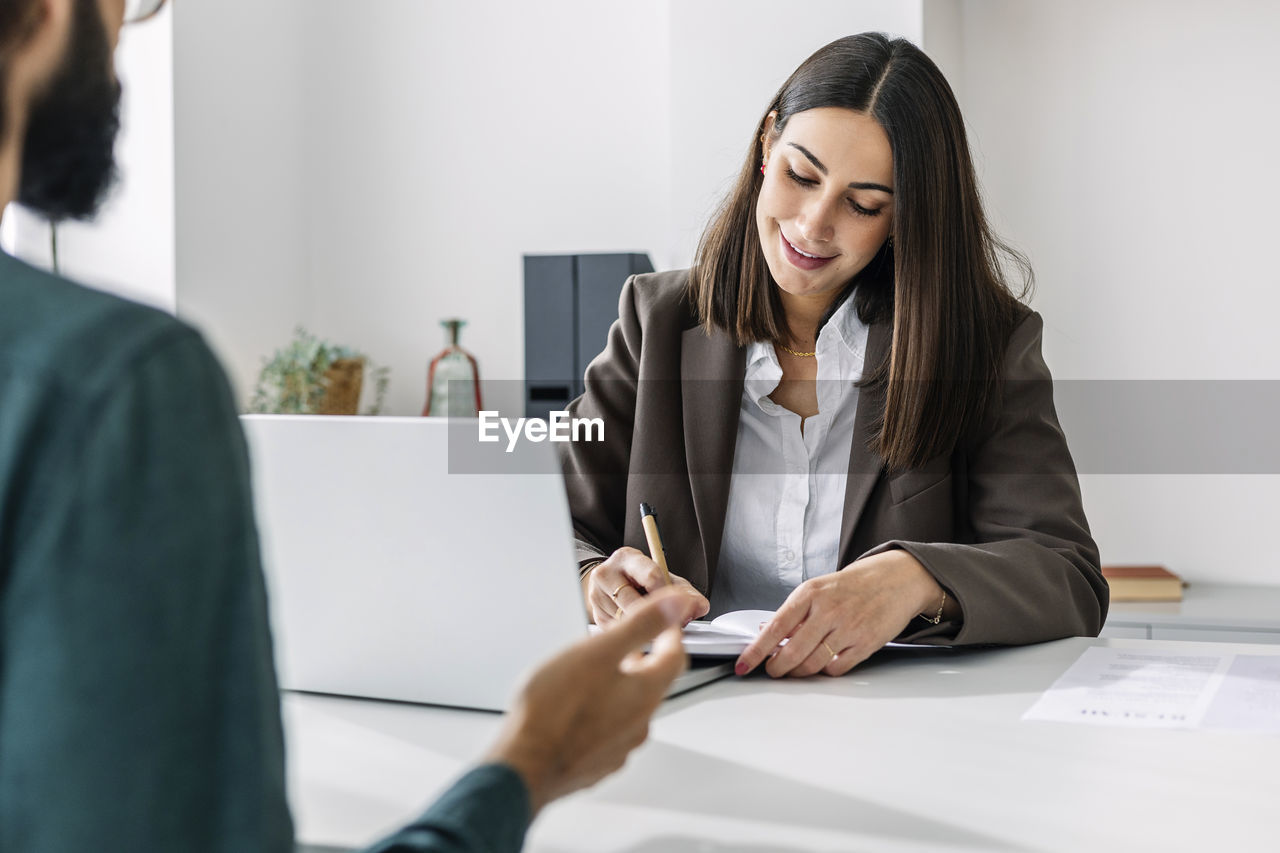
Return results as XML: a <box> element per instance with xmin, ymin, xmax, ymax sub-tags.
<box><xmin>173</xmin><ymin>0</ymin><xmax>310</xmax><ymax>403</ymax></box>
<box><xmin>953</xmin><ymin>0</ymin><xmax>1280</xmax><ymax>585</ymax></box>
<box><xmin>957</xmin><ymin>0</ymin><xmax>1280</xmax><ymax>381</ymax></box>
<box><xmin>8</xmin><ymin>4</ymin><xmax>174</xmax><ymax>310</ymax></box>
<box><xmin>921</xmin><ymin>0</ymin><xmax>963</xmax><ymax>104</ymax></box>
<box><xmin>298</xmin><ymin>0</ymin><xmax>673</xmax><ymax>417</ymax></box>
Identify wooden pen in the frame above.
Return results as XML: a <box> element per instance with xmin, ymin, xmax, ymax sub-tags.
<box><xmin>639</xmin><ymin>502</ymin><xmax>672</xmax><ymax>585</ymax></box>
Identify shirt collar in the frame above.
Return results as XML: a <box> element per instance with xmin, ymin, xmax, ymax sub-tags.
<box><xmin>741</xmin><ymin>287</ymin><xmax>869</xmax><ymax>409</ymax></box>
<box><xmin>818</xmin><ymin>290</ymin><xmax>868</xmax><ymax>363</ymax></box>
<box><xmin>744</xmin><ymin>340</ymin><xmax>782</xmax><ymax>407</ymax></box>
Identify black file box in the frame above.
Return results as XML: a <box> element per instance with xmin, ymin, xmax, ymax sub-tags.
<box><xmin>523</xmin><ymin>252</ymin><xmax>654</xmax><ymax>420</ymax></box>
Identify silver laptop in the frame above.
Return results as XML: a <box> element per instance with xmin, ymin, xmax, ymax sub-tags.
<box><xmin>242</xmin><ymin>415</ymin><xmax>730</xmax><ymax>712</ymax></box>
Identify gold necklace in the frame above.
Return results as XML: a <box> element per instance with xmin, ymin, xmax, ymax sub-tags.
<box><xmin>777</xmin><ymin>343</ymin><xmax>816</xmax><ymax>358</ymax></box>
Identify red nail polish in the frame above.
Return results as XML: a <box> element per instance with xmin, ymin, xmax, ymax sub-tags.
<box><xmin>735</xmin><ymin>661</ymin><xmax>749</xmax><ymax>676</ymax></box>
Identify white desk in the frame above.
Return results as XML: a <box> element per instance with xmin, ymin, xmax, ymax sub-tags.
<box><xmin>285</xmin><ymin>636</ymin><xmax>1280</xmax><ymax>852</ymax></box>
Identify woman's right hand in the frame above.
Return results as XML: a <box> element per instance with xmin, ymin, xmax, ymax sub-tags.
<box><xmin>582</xmin><ymin>546</ymin><xmax>710</xmax><ymax>628</ymax></box>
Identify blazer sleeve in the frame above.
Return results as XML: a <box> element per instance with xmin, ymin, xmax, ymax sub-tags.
<box><xmin>559</xmin><ymin>276</ymin><xmax>644</xmax><ymax>568</ymax></box>
<box><xmin>362</xmin><ymin>763</ymin><xmax>530</xmax><ymax>853</ymax></box>
<box><xmin>865</xmin><ymin>311</ymin><xmax>1108</xmax><ymax>645</ymax></box>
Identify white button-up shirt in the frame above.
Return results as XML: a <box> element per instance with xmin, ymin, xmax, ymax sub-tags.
<box><xmin>709</xmin><ymin>294</ymin><xmax>868</xmax><ymax>618</ymax></box>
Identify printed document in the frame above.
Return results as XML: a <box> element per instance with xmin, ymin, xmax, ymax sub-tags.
<box><xmin>1023</xmin><ymin>646</ymin><xmax>1280</xmax><ymax>734</ymax></box>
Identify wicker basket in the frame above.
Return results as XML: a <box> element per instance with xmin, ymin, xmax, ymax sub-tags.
<box><xmin>319</xmin><ymin>358</ymin><xmax>365</xmax><ymax>415</ymax></box>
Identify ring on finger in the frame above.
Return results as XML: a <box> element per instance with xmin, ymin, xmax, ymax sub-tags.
<box><xmin>610</xmin><ymin>583</ymin><xmax>629</xmax><ymax>599</ymax></box>
<box><xmin>821</xmin><ymin>640</ymin><xmax>838</xmax><ymax>662</ymax></box>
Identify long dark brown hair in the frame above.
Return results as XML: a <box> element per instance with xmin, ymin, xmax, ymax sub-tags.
<box><xmin>690</xmin><ymin>33</ymin><xmax>1030</xmax><ymax>471</ymax></box>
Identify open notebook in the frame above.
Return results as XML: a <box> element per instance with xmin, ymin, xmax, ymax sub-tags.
<box><xmin>591</xmin><ymin>610</ymin><xmax>776</xmax><ymax>657</ymax></box>
<box><xmin>681</xmin><ymin>610</ymin><xmax>777</xmax><ymax>656</ymax></box>
<box><xmin>593</xmin><ymin>608</ymin><xmax>950</xmax><ymax>658</ymax></box>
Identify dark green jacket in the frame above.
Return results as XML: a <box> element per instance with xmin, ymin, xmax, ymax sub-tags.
<box><xmin>0</xmin><ymin>252</ymin><xmax>528</xmax><ymax>852</ymax></box>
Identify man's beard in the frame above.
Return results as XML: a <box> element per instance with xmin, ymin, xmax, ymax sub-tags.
<box><xmin>17</xmin><ymin>0</ymin><xmax>122</xmax><ymax>222</ymax></box>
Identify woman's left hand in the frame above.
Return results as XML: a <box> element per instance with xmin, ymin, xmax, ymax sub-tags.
<box><xmin>735</xmin><ymin>549</ymin><xmax>945</xmax><ymax>678</ymax></box>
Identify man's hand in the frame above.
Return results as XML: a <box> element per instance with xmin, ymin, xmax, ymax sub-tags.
<box><xmin>486</xmin><ymin>587</ymin><xmax>696</xmax><ymax>816</ymax></box>
<box><xmin>582</xmin><ymin>546</ymin><xmax>710</xmax><ymax>628</ymax></box>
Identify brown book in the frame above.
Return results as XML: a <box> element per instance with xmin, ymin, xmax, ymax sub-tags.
<box><xmin>1102</xmin><ymin>565</ymin><xmax>1185</xmax><ymax>602</ymax></box>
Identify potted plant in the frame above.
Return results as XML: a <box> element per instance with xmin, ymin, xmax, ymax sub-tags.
<box><xmin>249</xmin><ymin>327</ymin><xmax>389</xmax><ymax>415</ymax></box>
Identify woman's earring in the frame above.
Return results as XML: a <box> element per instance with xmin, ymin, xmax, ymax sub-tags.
<box><xmin>760</xmin><ymin>164</ymin><xmax>766</xmax><ymax>175</ymax></box>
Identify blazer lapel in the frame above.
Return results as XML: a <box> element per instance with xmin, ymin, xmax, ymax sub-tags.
<box><xmin>839</xmin><ymin>320</ymin><xmax>890</xmax><ymax>562</ymax></box>
<box><xmin>681</xmin><ymin>325</ymin><xmax>745</xmax><ymax>590</ymax></box>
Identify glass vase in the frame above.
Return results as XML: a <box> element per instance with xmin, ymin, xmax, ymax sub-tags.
<box><xmin>422</xmin><ymin>318</ymin><xmax>482</xmax><ymax>417</ymax></box>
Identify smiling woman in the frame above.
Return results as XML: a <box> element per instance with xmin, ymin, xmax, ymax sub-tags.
<box><xmin>756</xmin><ymin>109</ymin><xmax>894</xmax><ymax>307</ymax></box>
<box><xmin>563</xmin><ymin>32</ymin><xmax>1106</xmax><ymax>680</ymax></box>
<box><xmin>691</xmin><ymin>33</ymin><xmax>1031</xmax><ymax>472</ymax></box>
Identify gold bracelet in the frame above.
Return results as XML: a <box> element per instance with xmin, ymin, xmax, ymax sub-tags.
<box><xmin>578</xmin><ymin>559</ymin><xmax>605</xmax><ymax>580</ymax></box>
<box><xmin>920</xmin><ymin>589</ymin><xmax>947</xmax><ymax>625</ymax></box>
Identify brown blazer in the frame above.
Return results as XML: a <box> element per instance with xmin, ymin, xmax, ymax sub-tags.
<box><xmin>560</xmin><ymin>269</ymin><xmax>1107</xmax><ymax>645</ymax></box>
